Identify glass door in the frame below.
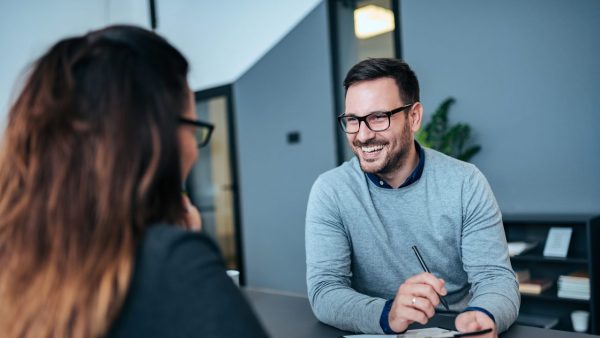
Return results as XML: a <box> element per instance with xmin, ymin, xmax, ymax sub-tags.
<box><xmin>186</xmin><ymin>85</ymin><xmax>243</xmax><ymax>276</ymax></box>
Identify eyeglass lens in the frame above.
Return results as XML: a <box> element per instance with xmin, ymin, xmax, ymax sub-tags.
<box><xmin>195</xmin><ymin>127</ymin><xmax>211</xmax><ymax>147</ymax></box>
<box><xmin>341</xmin><ymin>113</ymin><xmax>390</xmax><ymax>133</ymax></box>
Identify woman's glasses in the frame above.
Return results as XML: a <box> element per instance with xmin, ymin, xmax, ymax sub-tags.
<box><xmin>178</xmin><ymin>117</ymin><xmax>215</xmax><ymax>148</ymax></box>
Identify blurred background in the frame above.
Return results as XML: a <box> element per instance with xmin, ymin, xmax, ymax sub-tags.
<box><xmin>0</xmin><ymin>0</ymin><xmax>598</xmax><ymax>296</ymax></box>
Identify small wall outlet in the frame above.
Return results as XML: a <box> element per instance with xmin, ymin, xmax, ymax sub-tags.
<box><xmin>287</xmin><ymin>131</ymin><xmax>301</xmax><ymax>144</ymax></box>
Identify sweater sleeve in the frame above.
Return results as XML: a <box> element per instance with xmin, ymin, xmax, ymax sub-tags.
<box><xmin>305</xmin><ymin>176</ymin><xmax>386</xmax><ymax>333</ymax></box>
<box><xmin>460</xmin><ymin>167</ymin><xmax>520</xmax><ymax>333</ymax></box>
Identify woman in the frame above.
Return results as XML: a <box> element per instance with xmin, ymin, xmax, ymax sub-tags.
<box><xmin>0</xmin><ymin>25</ymin><xmax>268</xmax><ymax>338</ymax></box>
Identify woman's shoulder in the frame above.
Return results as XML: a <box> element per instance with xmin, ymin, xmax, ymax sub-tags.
<box><xmin>143</xmin><ymin>223</ymin><xmax>212</xmax><ymax>244</ymax></box>
<box><xmin>138</xmin><ymin>224</ymin><xmax>223</xmax><ymax>276</ymax></box>
<box><xmin>108</xmin><ymin>225</ymin><xmax>269</xmax><ymax>338</ymax></box>
<box><xmin>143</xmin><ymin>223</ymin><xmax>218</xmax><ymax>251</ymax></box>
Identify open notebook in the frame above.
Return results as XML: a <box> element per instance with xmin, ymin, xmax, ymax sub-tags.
<box><xmin>343</xmin><ymin>327</ymin><xmax>492</xmax><ymax>338</ymax></box>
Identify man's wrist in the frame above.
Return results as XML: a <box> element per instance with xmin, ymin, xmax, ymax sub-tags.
<box><xmin>379</xmin><ymin>299</ymin><xmax>395</xmax><ymax>333</ymax></box>
<box><xmin>379</xmin><ymin>299</ymin><xmax>405</xmax><ymax>334</ymax></box>
<box><xmin>463</xmin><ymin>306</ymin><xmax>496</xmax><ymax>323</ymax></box>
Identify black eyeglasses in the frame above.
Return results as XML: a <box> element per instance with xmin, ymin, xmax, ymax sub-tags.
<box><xmin>337</xmin><ymin>103</ymin><xmax>414</xmax><ymax>134</ymax></box>
<box><xmin>178</xmin><ymin>117</ymin><xmax>215</xmax><ymax>148</ymax></box>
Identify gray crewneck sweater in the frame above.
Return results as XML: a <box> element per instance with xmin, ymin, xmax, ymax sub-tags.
<box><xmin>305</xmin><ymin>147</ymin><xmax>519</xmax><ymax>333</ymax></box>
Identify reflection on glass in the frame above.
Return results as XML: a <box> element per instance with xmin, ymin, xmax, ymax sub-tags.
<box><xmin>354</xmin><ymin>4</ymin><xmax>395</xmax><ymax>39</ymax></box>
<box><xmin>354</xmin><ymin>0</ymin><xmax>396</xmax><ymax>61</ymax></box>
<box><xmin>189</xmin><ymin>96</ymin><xmax>238</xmax><ymax>269</ymax></box>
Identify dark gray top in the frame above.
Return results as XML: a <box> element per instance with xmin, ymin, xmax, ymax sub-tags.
<box><xmin>107</xmin><ymin>224</ymin><xmax>268</xmax><ymax>338</ymax></box>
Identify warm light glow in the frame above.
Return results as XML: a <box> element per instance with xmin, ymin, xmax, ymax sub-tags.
<box><xmin>354</xmin><ymin>4</ymin><xmax>395</xmax><ymax>39</ymax></box>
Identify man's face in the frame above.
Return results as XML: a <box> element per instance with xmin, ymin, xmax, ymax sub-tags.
<box><xmin>344</xmin><ymin>77</ymin><xmax>421</xmax><ymax>175</ymax></box>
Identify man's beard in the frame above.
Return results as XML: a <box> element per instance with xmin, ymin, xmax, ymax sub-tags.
<box><xmin>352</xmin><ymin>123</ymin><xmax>413</xmax><ymax>175</ymax></box>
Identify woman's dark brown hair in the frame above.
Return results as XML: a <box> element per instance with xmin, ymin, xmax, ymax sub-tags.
<box><xmin>0</xmin><ymin>25</ymin><xmax>189</xmax><ymax>337</ymax></box>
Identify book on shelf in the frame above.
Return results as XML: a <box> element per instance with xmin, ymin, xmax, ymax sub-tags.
<box><xmin>559</xmin><ymin>270</ymin><xmax>589</xmax><ymax>282</ymax></box>
<box><xmin>557</xmin><ymin>270</ymin><xmax>590</xmax><ymax>300</ymax></box>
<box><xmin>519</xmin><ymin>279</ymin><xmax>553</xmax><ymax>294</ymax></box>
<box><xmin>514</xmin><ymin>269</ymin><xmax>531</xmax><ymax>283</ymax></box>
<box><xmin>558</xmin><ymin>279</ymin><xmax>590</xmax><ymax>290</ymax></box>
<box><xmin>557</xmin><ymin>290</ymin><xmax>590</xmax><ymax>300</ymax></box>
<box><xmin>516</xmin><ymin>313</ymin><xmax>559</xmax><ymax>329</ymax></box>
<box><xmin>507</xmin><ymin>241</ymin><xmax>537</xmax><ymax>256</ymax></box>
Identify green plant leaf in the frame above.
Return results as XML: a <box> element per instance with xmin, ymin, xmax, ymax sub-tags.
<box><xmin>417</xmin><ymin>97</ymin><xmax>481</xmax><ymax>162</ymax></box>
<box><xmin>459</xmin><ymin>145</ymin><xmax>481</xmax><ymax>162</ymax></box>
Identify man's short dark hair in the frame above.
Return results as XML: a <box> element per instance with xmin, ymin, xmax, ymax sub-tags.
<box><xmin>343</xmin><ymin>58</ymin><xmax>420</xmax><ymax>104</ymax></box>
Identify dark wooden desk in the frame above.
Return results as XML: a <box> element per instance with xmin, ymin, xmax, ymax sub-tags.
<box><xmin>244</xmin><ymin>288</ymin><xmax>598</xmax><ymax>338</ymax></box>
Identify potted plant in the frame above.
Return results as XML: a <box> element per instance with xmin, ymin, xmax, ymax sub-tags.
<box><xmin>416</xmin><ymin>97</ymin><xmax>481</xmax><ymax>162</ymax></box>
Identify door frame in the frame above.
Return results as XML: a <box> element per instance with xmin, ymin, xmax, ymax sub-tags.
<box><xmin>193</xmin><ymin>84</ymin><xmax>246</xmax><ymax>286</ymax></box>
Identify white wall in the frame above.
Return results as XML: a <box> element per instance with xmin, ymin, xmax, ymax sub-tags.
<box><xmin>0</xmin><ymin>0</ymin><xmax>149</xmax><ymax>122</ymax></box>
<box><xmin>401</xmin><ymin>0</ymin><xmax>600</xmax><ymax>213</ymax></box>
<box><xmin>0</xmin><ymin>0</ymin><xmax>322</xmax><ymax>122</ymax></box>
<box><xmin>156</xmin><ymin>0</ymin><xmax>321</xmax><ymax>92</ymax></box>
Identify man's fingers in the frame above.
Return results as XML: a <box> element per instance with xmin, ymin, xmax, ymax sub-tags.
<box><xmin>455</xmin><ymin>312</ymin><xmax>474</xmax><ymax>331</ymax></box>
<box><xmin>398</xmin><ymin>282</ymin><xmax>441</xmax><ymax>308</ymax></box>
<box><xmin>389</xmin><ymin>293</ymin><xmax>436</xmax><ymax>331</ymax></box>
<box><xmin>408</xmin><ymin>296</ymin><xmax>435</xmax><ymax>318</ymax></box>
<box><xmin>391</xmin><ymin>305</ymin><xmax>429</xmax><ymax>325</ymax></box>
<box><xmin>404</xmin><ymin>272</ymin><xmax>447</xmax><ymax>295</ymax></box>
<box><xmin>467</xmin><ymin>320</ymin><xmax>482</xmax><ymax>331</ymax></box>
<box><xmin>455</xmin><ymin>311</ymin><xmax>492</xmax><ymax>335</ymax></box>
<box><xmin>389</xmin><ymin>273</ymin><xmax>453</xmax><ymax>333</ymax></box>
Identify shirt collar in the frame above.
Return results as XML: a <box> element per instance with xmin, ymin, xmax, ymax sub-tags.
<box><xmin>366</xmin><ymin>141</ymin><xmax>425</xmax><ymax>189</ymax></box>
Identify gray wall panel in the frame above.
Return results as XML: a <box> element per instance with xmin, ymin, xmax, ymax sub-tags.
<box><xmin>234</xmin><ymin>2</ymin><xmax>336</xmax><ymax>293</ymax></box>
<box><xmin>401</xmin><ymin>0</ymin><xmax>600</xmax><ymax>213</ymax></box>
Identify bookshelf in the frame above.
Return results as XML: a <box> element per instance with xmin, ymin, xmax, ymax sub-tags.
<box><xmin>503</xmin><ymin>214</ymin><xmax>600</xmax><ymax>334</ymax></box>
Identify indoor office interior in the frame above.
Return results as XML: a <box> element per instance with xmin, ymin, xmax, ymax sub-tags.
<box><xmin>1</xmin><ymin>0</ymin><xmax>599</xmax><ymax>335</ymax></box>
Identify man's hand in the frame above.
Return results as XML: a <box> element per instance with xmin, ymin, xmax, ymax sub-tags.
<box><xmin>388</xmin><ymin>272</ymin><xmax>447</xmax><ymax>333</ymax></box>
<box><xmin>455</xmin><ymin>311</ymin><xmax>497</xmax><ymax>338</ymax></box>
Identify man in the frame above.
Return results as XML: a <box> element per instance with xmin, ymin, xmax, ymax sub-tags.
<box><xmin>305</xmin><ymin>58</ymin><xmax>519</xmax><ymax>336</ymax></box>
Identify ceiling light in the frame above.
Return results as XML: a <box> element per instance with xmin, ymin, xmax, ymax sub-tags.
<box><xmin>354</xmin><ymin>4</ymin><xmax>395</xmax><ymax>39</ymax></box>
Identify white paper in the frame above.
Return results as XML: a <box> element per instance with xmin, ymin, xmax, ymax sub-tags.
<box><xmin>507</xmin><ymin>241</ymin><xmax>537</xmax><ymax>256</ymax></box>
<box><xmin>344</xmin><ymin>327</ymin><xmax>458</xmax><ymax>338</ymax></box>
<box><xmin>543</xmin><ymin>227</ymin><xmax>572</xmax><ymax>257</ymax></box>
